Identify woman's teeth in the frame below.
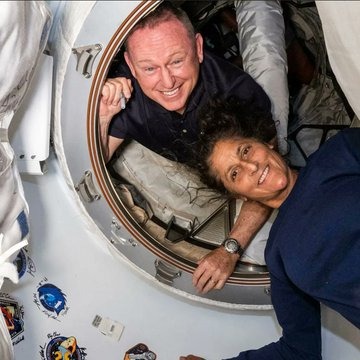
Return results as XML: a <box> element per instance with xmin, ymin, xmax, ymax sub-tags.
<box><xmin>258</xmin><ymin>165</ymin><xmax>269</xmax><ymax>184</ymax></box>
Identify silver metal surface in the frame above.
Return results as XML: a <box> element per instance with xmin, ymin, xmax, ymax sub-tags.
<box><xmin>155</xmin><ymin>259</ymin><xmax>182</xmax><ymax>286</ymax></box>
<box><xmin>75</xmin><ymin>170</ymin><xmax>101</xmax><ymax>202</ymax></box>
<box><xmin>72</xmin><ymin>43</ymin><xmax>102</xmax><ymax>78</ymax></box>
<box><xmin>56</xmin><ymin>0</ymin><xmax>272</xmax><ymax>307</ymax></box>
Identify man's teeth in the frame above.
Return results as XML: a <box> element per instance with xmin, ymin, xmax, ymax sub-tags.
<box><xmin>259</xmin><ymin>165</ymin><xmax>269</xmax><ymax>184</ymax></box>
<box><xmin>163</xmin><ymin>88</ymin><xmax>179</xmax><ymax>96</ymax></box>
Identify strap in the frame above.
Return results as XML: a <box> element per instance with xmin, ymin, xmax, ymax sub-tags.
<box><xmin>0</xmin><ymin>234</ymin><xmax>28</xmax><ymax>287</ymax></box>
<box><xmin>0</xmin><ymin>128</ymin><xmax>8</xmax><ymax>142</ymax></box>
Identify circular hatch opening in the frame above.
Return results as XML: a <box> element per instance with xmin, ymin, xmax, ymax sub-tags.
<box><xmin>86</xmin><ymin>0</ymin><xmax>271</xmax><ymax>306</ymax></box>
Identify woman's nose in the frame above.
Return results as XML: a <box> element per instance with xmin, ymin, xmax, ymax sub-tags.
<box><xmin>242</xmin><ymin>160</ymin><xmax>258</xmax><ymax>174</ymax></box>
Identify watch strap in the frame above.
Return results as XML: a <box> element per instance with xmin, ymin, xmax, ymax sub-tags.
<box><xmin>221</xmin><ymin>238</ymin><xmax>244</xmax><ymax>257</ymax></box>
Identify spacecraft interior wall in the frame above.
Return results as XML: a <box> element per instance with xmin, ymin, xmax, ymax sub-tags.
<box><xmin>1</xmin><ymin>1</ymin><xmax>359</xmax><ymax>359</ymax></box>
<box><xmin>50</xmin><ymin>0</ymin><xmax>273</xmax><ymax>308</ymax></box>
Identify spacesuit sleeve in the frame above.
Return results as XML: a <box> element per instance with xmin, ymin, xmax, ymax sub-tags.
<box><xmin>316</xmin><ymin>1</ymin><xmax>360</xmax><ymax>124</ymax></box>
<box><xmin>224</xmin><ymin>273</ymin><xmax>322</xmax><ymax>360</ymax></box>
<box><xmin>0</xmin><ymin>2</ymin><xmax>51</xmax><ymax>359</ymax></box>
<box><xmin>0</xmin><ymin>0</ymin><xmax>51</xmax><ymax>286</ymax></box>
<box><xmin>235</xmin><ymin>0</ymin><xmax>289</xmax><ymax>154</ymax></box>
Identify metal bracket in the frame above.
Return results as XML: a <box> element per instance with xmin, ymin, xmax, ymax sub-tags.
<box><xmin>72</xmin><ymin>43</ymin><xmax>102</xmax><ymax>78</ymax></box>
<box><xmin>128</xmin><ymin>352</ymin><xmax>156</xmax><ymax>360</ymax></box>
<box><xmin>110</xmin><ymin>218</ymin><xmax>138</xmax><ymax>247</ymax></box>
<box><xmin>154</xmin><ymin>259</ymin><xmax>181</xmax><ymax>286</ymax></box>
<box><xmin>75</xmin><ymin>170</ymin><xmax>101</xmax><ymax>202</ymax></box>
<box><xmin>125</xmin><ymin>343</ymin><xmax>157</xmax><ymax>360</ymax></box>
<box><xmin>264</xmin><ymin>286</ymin><xmax>271</xmax><ymax>296</ymax></box>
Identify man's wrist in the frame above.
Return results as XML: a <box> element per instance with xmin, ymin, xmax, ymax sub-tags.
<box><xmin>221</xmin><ymin>238</ymin><xmax>245</xmax><ymax>258</ymax></box>
<box><xmin>99</xmin><ymin>114</ymin><xmax>113</xmax><ymax>125</ymax></box>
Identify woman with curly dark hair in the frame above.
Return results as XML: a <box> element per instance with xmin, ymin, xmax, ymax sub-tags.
<box><xmin>181</xmin><ymin>96</ymin><xmax>360</xmax><ymax>360</ymax></box>
<box><xmin>196</xmin><ymin>95</ymin><xmax>278</xmax><ymax>195</ymax></box>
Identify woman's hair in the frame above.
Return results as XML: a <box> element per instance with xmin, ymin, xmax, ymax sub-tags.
<box><xmin>125</xmin><ymin>1</ymin><xmax>196</xmax><ymax>51</ymax></box>
<box><xmin>195</xmin><ymin>95</ymin><xmax>277</xmax><ymax>194</ymax></box>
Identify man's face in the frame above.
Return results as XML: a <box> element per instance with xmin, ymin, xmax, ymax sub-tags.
<box><xmin>124</xmin><ymin>18</ymin><xmax>203</xmax><ymax>114</ymax></box>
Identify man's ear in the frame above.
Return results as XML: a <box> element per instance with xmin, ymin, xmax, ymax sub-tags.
<box><xmin>195</xmin><ymin>33</ymin><xmax>204</xmax><ymax>63</ymax></box>
<box><xmin>124</xmin><ymin>51</ymin><xmax>136</xmax><ymax>78</ymax></box>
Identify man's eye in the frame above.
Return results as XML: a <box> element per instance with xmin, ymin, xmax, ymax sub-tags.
<box><xmin>173</xmin><ymin>59</ymin><xmax>183</xmax><ymax>64</ymax></box>
<box><xmin>144</xmin><ymin>67</ymin><xmax>155</xmax><ymax>73</ymax></box>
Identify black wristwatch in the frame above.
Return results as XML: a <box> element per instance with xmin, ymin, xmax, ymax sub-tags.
<box><xmin>221</xmin><ymin>238</ymin><xmax>244</xmax><ymax>257</ymax></box>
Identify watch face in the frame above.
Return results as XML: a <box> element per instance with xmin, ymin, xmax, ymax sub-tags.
<box><xmin>225</xmin><ymin>239</ymin><xmax>239</xmax><ymax>253</ymax></box>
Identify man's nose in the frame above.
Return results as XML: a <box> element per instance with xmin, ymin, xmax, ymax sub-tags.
<box><xmin>160</xmin><ymin>67</ymin><xmax>175</xmax><ymax>88</ymax></box>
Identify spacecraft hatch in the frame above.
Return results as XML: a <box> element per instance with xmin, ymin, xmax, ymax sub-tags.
<box><xmin>50</xmin><ymin>0</ymin><xmax>275</xmax><ymax>308</ymax></box>
<box><xmin>49</xmin><ymin>0</ymin><xmax>354</xmax><ymax>308</ymax></box>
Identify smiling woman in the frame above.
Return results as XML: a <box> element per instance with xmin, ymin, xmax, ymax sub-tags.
<box><xmin>189</xmin><ymin>94</ymin><xmax>360</xmax><ymax>359</ymax></box>
<box><xmin>196</xmin><ymin>96</ymin><xmax>297</xmax><ymax>208</ymax></box>
<box><xmin>196</xmin><ymin>95</ymin><xmax>278</xmax><ymax>193</ymax></box>
<box><xmin>208</xmin><ymin>137</ymin><xmax>295</xmax><ymax>208</ymax></box>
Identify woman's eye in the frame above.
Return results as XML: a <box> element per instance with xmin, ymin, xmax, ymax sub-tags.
<box><xmin>231</xmin><ymin>169</ymin><xmax>238</xmax><ymax>181</ymax></box>
<box><xmin>242</xmin><ymin>146</ymin><xmax>251</xmax><ymax>158</ymax></box>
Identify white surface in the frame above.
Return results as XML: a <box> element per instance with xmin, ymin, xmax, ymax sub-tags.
<box><xmin>2</xmin><ymin>1</ymin><xmax>359</xmax><ymax>359</ymax></box>
<box><xmin>4</xmin><ymin>152</ymin><xmax>280</xmax><ymax>359</ymax></box>
<box><xmin>50</xmin><ymin>0</ymin><xmax>275</xmax><ymax>307</ymax></box>
<box><xmin>1</xmin><ymin>151</ymin><xmax>357</xmax><ymax>359</ymax></box>
<box><xmin>9</xmin><ymin>53</ymin><xmax>53</xmax><ymax>175</ymax></box>
<box><xmin>316</xmin><ymin>1</ymin><xmax>360</xmax><ymax>121</ymax></box>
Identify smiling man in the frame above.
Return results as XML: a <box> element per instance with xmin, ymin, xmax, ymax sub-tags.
<box><xmin>99</xmin><ymin>1</ymin><xmax>273</xmax><ymax>294</ymax></box>
<box><xmin>99</xmin><ymin>1</ymin><xmax>270</xmax><ymax>163</ymax></box>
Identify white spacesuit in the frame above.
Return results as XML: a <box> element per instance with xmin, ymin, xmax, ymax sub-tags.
<box><xmin>0</xmin><ymin>1</ymin><xmax>51</xmax><ymax>358</ymax></box>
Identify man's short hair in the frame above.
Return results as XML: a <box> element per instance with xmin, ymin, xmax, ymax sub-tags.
<box><xmin>124</xmin><ymin>1</ymin><xmax>196</xmax><ymax>51</ymax></box>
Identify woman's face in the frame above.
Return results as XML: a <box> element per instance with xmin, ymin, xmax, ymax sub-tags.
<box><xmin>208</xmin><ymin>137</ymin><xmax>293</xmax><ymax>206</ymax></box>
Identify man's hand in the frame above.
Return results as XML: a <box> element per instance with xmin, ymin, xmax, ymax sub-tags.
<box><xmin>192</xmin><ymin>246</ymin><xmax>239</xmax><ymax>294</ymax></box>
<box><xmin>179</xmin><ymin>355</ymin><xmax>205</xmax><ymax>360</ymax></box>
<box><xmin>192</xmin><ymin>200</ymin><xmax>272</xmax><ymax>294</ymax></box>
<box><xmin>99</xmin><ymin>77</ymin><xmax>132</xmax><ymax>161</ymax></box>
<box><xmin>99</xmin><ymin>77</ymin><xmax>133</xmax><ymax>119</ymax></box>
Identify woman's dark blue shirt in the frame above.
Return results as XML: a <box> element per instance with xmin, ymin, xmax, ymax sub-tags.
<box><xmin>226</xmin><ymin>128</ymin><xmax>360</xmax><ymax>360</ymax></box>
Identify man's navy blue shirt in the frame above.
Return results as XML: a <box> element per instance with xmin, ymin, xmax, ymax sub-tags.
<box><xmin>108</xmin><ymin>51</ymin><xmax>271</xmax><ymax>163</ymax></box>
